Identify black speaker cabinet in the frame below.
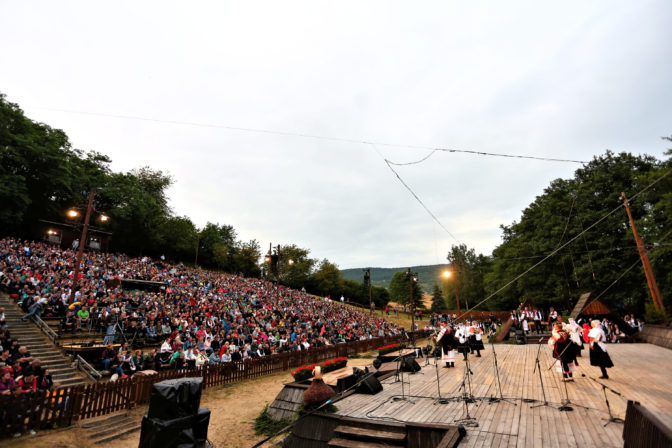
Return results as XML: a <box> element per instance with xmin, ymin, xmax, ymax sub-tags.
<box><xmin>356</xmin><ymin>373</ymin><xmax>383</xmax><ymax>395</ymax></box>
<box><xmin>401</xmin><ymin>357</ymin><xmax>421</xmax><ymax>373</ymax></box>
<box><xmin>147</xmin><ymin>377</ymin><xmax>203</xmax><ymax>420</ymax></box>
<box><xmin>138</xmin><ymin>414</ymin><xmax>197</xmax><ymax>448</ymax></box>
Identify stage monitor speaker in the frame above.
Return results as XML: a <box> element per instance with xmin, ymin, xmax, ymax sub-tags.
<box><xmin>336</xmin><ymin>374</ymin><xmax>358</xmax><ymax>393</ymax></box>
<box><xmin>401</xmin><ymin>357</ymin><xmax>421</xmax><ymax>373</ymax></box>
<box><xmin>147</xmin><ymin>377</ymin><xmax>203</xmax><ymax>420</ymax></box>
<box><xmin>356</xmin><ymin>373</ymin><xmax>383</xmax><ymax>395</ymax></box>
<box><xmin>138</xmin><ymin>414</ymin><xmax>197</xmax><ymax>448</ymax></box>
<box><xmin>193</xmin><ymin>407</ymin><xmax>211</xmax><ymax>446</ymax></box>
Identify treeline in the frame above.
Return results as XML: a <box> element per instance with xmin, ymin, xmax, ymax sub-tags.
<box><xmin>0</xmin><ymin>93</ymin><xmax>386</xmax><ymax>306</ymax></box>
<box><xmin>350</xmin><ymin>145</ymin><xmax>672</xmax><ymax>319</ymax></box>
<box><xmin>438</xmin><ymin>148</ymin><xmax>672</xmax><ymax>319</ymax></box>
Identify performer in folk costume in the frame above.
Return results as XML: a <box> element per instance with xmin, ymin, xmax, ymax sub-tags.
<box><xmin>456</xmin><ymin>325</ymin><xmax>470</xmax><ymax>360</ymax></box>
<box><xmin>468</xmin><ymin>324</ymin><xmax>484</xmax><ymax>357</ymax></box>
<box><xmin>435</xmin><ymin>323</ymin><xmax>457</xmax><ymax>368</ymax></box>
<box><xmin>567</xmin><ymin>318</ymin><xmax>583</xmax><ymax>363</ymax></box>
<box><xmin>588</xmin><ymin>319</ymin><xmax>614</xmax><ymax>379</ymax></box>
<box><xmin>548</xmin><ymin>323</ymin><xmax>576</xmax><ymax>382</ymax></box>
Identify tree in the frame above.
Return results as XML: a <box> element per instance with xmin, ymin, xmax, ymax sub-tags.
<box><xmin>312</xmin><ymin>259</ymin><xmax>345</xmax><ymax>297</ymax></box>
<box><xmin>388</xmin><ymin>270</ymin><xmax>423</xmax><ymax>310</ymax></box>
<box><xmin>430</xmin><ymin>284</ymin><xmax>446</xmax><ymax>313</ymax></box>
<box><xmin>273</xmin><ymin>244</ymin><xmax>315</xmax><ymax>289</ymax></box>
<box><xmin>485</xmin><ymin>151</ymin><xmax>665</xmax><ymax>313</ymax></box>
<box><xmin>233</xmin><ymin>239</ymin><xmax>262</xmax><ymax>278</ymax></box>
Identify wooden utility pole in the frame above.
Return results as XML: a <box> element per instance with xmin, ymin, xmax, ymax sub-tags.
<box><xmin>70</xmin><ymin>190</ymin><xmax>95</xmax><ymax>304</ymax></box>
<box><xmin>453</xmin><ymin>263</ymin><xmax>461</xmax><ymax>315</ymax></box>
<box><xmin>621</xmin><ymin>192</ymin><xmax>664</xmax><ymax>312</ymax></box>
<box><xmin>407</xmin><ymin>268</ymin><xmax>416</xmax><ymax>333</ymax></box>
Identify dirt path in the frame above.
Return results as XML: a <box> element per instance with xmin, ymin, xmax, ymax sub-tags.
<box><xmin>2</xmin><ymin>356</ymin><xmax>386</xmax><ymax>448</ymax></box>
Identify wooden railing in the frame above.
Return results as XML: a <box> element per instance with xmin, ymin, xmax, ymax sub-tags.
<box><xmin>31</xmin><ymin>314</ymin><xmax>59</xmax><ymax>344</ymax></box>
<box><xmin>623</xmin><ymin>400</ymin><xmax>672</xmax><ymax>448</ymax></box>
<box><xmin>0</xmin><ymin>334</ymin><xmax>407</xmax><ymax>437</ymax></box>
<box><xmin>74</xmin><ymin>355</ymin><xmax>102</xmax><ymax>382</ymax></box>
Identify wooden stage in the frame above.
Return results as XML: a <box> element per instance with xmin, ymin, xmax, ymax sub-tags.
<box><xmin>334</xmin><ymin>343</ymin><xmax>672</xmax><ymax>447</ymax></box>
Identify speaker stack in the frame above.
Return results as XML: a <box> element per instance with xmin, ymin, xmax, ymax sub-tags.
<box><xmin>139</xmin><ymin>377</ymin><xmax>212</xmax><ymax>448</ymax></box>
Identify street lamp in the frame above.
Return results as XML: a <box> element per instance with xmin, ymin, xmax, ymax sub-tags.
<box><xmin>406</xmin><ymin>268</ymin><xmax>418</xmax><ymax>337</ymax></box>
<box><xmin>443</xmin><ymin>265</ymin><xmax>461</xmax><ymax>315</ymax></box>
<box><xmin>67</xmin><ymin>190</ymin><xmax>109</xmax><ymax>303</ymax></box>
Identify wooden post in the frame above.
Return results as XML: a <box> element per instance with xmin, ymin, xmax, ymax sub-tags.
<box><xmin>621</xmin><ymin>192</ymin><xmax>665</xmax><ymax>312</ymax></box>
<box><xmin>70</xmin><ymin>190</ymin><xmax>95</xmax><ymax>303</ymax></box>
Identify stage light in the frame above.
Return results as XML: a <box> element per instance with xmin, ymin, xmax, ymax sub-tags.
<box><xmin>67</xmin><ymin>209</ymin><xmax>79</xmax><ymax>218</ymax></box>
<box><xmin>443</xmin><ymin>270</ymin><xmax>451</xmax><ymax>278</ymax></box>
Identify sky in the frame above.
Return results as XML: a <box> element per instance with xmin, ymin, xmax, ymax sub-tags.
<box><xmin>1</xmin><ymin>1</ymin><xmax>671</xmax><ymax>269</ymax></box>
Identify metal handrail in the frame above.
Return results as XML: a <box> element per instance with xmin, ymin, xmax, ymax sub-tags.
<box><xmin>31</xmin><ymin>314</ymin><xmax>59</xmax><ymax>344</ymax></box>
<box><xmin>75</xmin><ymin>354</ymin><xmax>101</xmax><ymax>382</ymax></box>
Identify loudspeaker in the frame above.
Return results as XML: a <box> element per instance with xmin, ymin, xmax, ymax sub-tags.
<box><xmin>193</xmin><ymin>407</ymin><xmax>211</xmax><ymax>445</ymax></box>
<box><xmin>147</xmin><ymin>377</ymin><xmax>203</xmax><ymax>420</ymax></box>
<box><xmin>401</xmin><ymin>357</ymin><xmax>421</xmax><ymax>373</ymax></box>
<box><xmin>356</xmin><ymin>373</ymin><xmax>383</xmax><ymax>395</ymax></box>
<box><xmin>336</xmin><ymin>374</ymin><xmax>358</xmax><ymax>393</ymax></box>
<box><xmin>138</xmin><ymin>414</ymin><xmax>197</xmax><ymax>448</ymax></box>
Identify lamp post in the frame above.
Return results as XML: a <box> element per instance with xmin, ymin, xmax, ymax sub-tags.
<box><xmin>443</xmin><ymin>264</ymin><xmax>460</xmax><ymax>315</ymax></box>
<box><xmin>407</xmin><ymin>268</ymin><xmax>418</xmax><ymax>333</ymax></box>
<box><xmin>68</xmin><ymin>190</ymin><xmax>109</xmax><ymax>303</ymax></box>
<box><xmin>363</xmin><ymin>268</ymin><xmax>372</xmax><ymax>315</ymax></box>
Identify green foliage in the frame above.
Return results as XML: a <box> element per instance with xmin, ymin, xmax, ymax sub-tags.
<box><xmin>644</xmin><ymin>302</ymin><xmax>668</xmax><ymax>325</ymax></box>
<box><xmin>310</xmin><ymin>259</ymin><xmax>344</xmax><ymax>297</ymax></box>
<box><xmin>430</xmin><ymin>284</ymin><xmax>446</xmax><ymax>312</ymax></box>
<box><xmin>296</xmin><ymin>402</ymin><xmax>338</xmax><ymax>415</ymax></box>
<box><xmin>388</xmin><ymin>270</ymin><xmax>423</xmax><ymax>308</ymax></box>
<box><xmin>253</xmin><ymin>405</ymin><xmax>296</xmax><ymax>436</ymax></box>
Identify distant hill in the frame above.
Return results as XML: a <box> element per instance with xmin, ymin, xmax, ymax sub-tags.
<box><xmin>341</xmin><ymin>264</ymin><xmax>452</xmax><ymax>293</ymax></box>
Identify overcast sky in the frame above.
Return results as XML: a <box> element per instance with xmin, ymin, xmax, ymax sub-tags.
<box><xmin>2</xmin><ymin>1</ymin><xmax>671</xmax><ymax>269</ymax></box>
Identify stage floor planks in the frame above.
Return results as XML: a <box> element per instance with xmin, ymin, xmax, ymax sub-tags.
<box><xmin>334</xmin><ymin>343</ymin><xmax>672</xmax><ymax>448</ymax></box>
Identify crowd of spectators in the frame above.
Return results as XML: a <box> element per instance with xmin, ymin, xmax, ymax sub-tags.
<box><xmin>0</xmin><ymin>237</ymin><xmax>400</xmax><ymax>376</ymax></box>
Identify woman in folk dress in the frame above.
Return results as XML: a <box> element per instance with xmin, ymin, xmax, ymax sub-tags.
<box><xmin>588</xmin><ymin>319</ymin><xmax>614</xmax><ymax>379</ymax></box>
<box><xmin>468</xmin><ymin>324</ymin><xmax>485</xmax><ymax>357</ymax></box>
<box><xmin>435</xmin><ymin>323</ymin><xmax>457</xmax><ymax>368</ymax></box>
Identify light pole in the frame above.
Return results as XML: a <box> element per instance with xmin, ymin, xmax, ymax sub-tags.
<box><xmin>443</xmin><ymin>264</ymin><xmax>461</xmax><ymax>315</ymax></box>
<box><xmin>363</xmin><ymin>268</ymin><xmax>372</xmax><ymax>315</ymax></box>
<box><xmin>407</xmin><ymin>268</ymin><xmax>418</xmax><ymax>333</ymax></box>
<box><xmin>68</xmin><ymin>190</ymin><xmax>109</xmax><ymax>303</ymax></box>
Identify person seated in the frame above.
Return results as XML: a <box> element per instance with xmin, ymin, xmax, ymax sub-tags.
<box><xmin>101</xmin><ymin>344</ymin><xmax>117</xmax><ymax>374</ymax></box>
<box><xmin>0</xmin><ymin>367</ymin><xmax>17</xmax><ymax>394</ymax></box>
<box><xmin>131</xmin><ymin>350</ymin><xmax>144</xmax><ymax>372</ymax></box>
<box><xmin>60</xmin><ymin>311</ymin><xmax>76</xmax><ymax>334</ymax></box>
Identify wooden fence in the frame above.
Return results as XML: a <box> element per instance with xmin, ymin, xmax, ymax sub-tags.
<box><xmin>623</xmin><ymin>400</ymin><xmax>672</xmax><ymax>448</ymax></box>
<box><xmin>0</xmin><ymin>334</ymin><xmax>410</xmax><ymax>437</ymax></box>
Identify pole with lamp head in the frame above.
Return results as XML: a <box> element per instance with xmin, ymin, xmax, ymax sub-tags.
<box><xmin>69</xmin><ymin>190</ymin><xmax>95</xmax><ymax>304</ymax></box>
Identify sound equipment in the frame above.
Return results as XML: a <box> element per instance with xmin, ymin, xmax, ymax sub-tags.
<box><xmin>140</xmin><ymin>378</ymin><xmax>211</xmax><ymax>448</ymax></box>
<box><xmin>147</xmin><ymin>377</ymin><xmax>203</xmax><ymax>420</ymax></box>
<box><xmin>372</xmin><ymin>358</ymin><xmax>383</xmax><ymax>370</ymax></box>
<box><xmin>356</xmin><ymin>373</ymin><xmax>383</xmax><ymax>395</ymax></box>
<box><xmin>401</xmin><ymin>357</ymin><xmax>421</xmax><ymax>373</ymax></box>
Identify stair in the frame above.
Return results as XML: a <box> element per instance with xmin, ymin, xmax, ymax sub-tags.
<box><xmin>328</xmin><ymin>421</ymin><xmax>406</xmax><ymax>447</ymax></box>
<box><xmin>526</xmin><ymin>333</ymin><xmax>552</xmax><ymax>344</ymax></box>
<box><xmin>1</xmin><ymin>294</ymin><xmax>89</xmax><ymax>387</ymax></box>
<box><xmin>81</xmin><ymin>412</ymin><xmax>141</xmax><ymax>444</ymax></box>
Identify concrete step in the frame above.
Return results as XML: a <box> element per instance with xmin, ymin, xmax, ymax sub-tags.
<box><xmin>333</xmin><ymin>425</ymin><xmax>406</xmax><ymax>444</ymax></box>
<box><xmin>328</xmin><ymin>438</ymin><xmax>399</xmax><ymax>448</ymax></box>
<box><xmin>92</xmin><ymin>423</ymin><xmax>141</xmax><ymax>445</ymax></box>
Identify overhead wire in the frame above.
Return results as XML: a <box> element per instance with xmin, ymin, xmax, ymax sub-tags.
<box><xmin>34</xmin><ymin>106</ymin><xmax>589</xmax><ymax>163</ymax></box>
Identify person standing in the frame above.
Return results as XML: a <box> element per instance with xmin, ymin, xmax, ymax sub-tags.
<box><xmin>548</xmin><ymin>324</ymin><xmax>576</xmax><ymax>382</ymax></box>
<box><xmin>469</xmin><ymin>324</ymin><xmax>485</xmax><ymax>357</ymax></box>
<box><xmin>588</xmin><ymin>320</ymin><xmax>614</xmax><ymax>379</ymax></box>
<box><xmin>534</xmin><ymin>310</ymin><xmax>543</xmax><ymax>334</ymax></box>
<box><xmin>435</xmin><ymin>323</ymin><xmax>456</xmax><ymax>368</ymax></box>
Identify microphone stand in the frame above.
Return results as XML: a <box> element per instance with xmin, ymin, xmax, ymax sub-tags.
<box><xmin>454</xmin><ymin>355</ymin><xmax>478</xmax><ymax>427</ymax></box>
<box><xmin>391</xmin><ymin>351</ymin><xmax>414</xmax><ymax>404</ymax></box>
<box><xmin>590</xmin><ymin>377</ymin><xmax>625</xmax><ymax>427</ymax></box>
<box><xmin>530</xmin><ymin>338</ymin><xmax>553</xmax><ymax>409</ymax></box>
<box><xmin>547</xmin><ymin>340</ymin><xmax>589</xmax><ymax>412</ymax></box>
<box><xmin>488</xmin><ymin>341</ymin><xmax>516</xmax><ymax>405</ymax></box>
<box><xmin>433</xmin><ymin>352</ymin><xmax>450</xmax><ymax>404</ymax></box>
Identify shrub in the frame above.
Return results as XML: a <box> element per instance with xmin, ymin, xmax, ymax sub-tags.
<box><xmin>377</xmin><ymin>343</ymin><xmax>405</xmax><ymax>356</ymax></box>
<box><xmin>290</xmin><ymin>357</ymin><xmax>348</xmax><ymax>382</ymax></box>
